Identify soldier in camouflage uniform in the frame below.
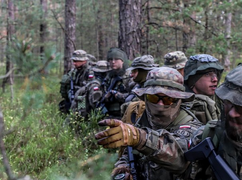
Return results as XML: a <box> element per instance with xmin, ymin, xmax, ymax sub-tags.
<box><xmin>91</xmin><ymin>60</ymin><xmax>111</xmax><ymax>108</ymax></box>
<box><xmin>120</xmin><ymin>55</ymin><xmax>158</xmax><ymax>116</ymax></box>
<box><xmin>59</xmin><ymin>49</ymin><xmax>102</xmax><ymax>119</ymax></box>
<box><xmin>99</xmin><ymin>47</ymin><xmax>131</xmax><ymax>118</ymax></box>
<box><xmin>187</xmin><ymin>64</ymin><xmax>242</xmax><ymax>179</ymax></box>
<box><xmin>87</xmin><ymin>53</ymin><xmax>97</xmax><ymax>67</ymax></box>
<box><xmin>95</xmin><ymin>67</ymin><xmax>202</xmax><ymax>180</ymax></box>
<box><xmin>163</xmin><ymin>51</ymin><xmax>188</xmax><ymax>76</ymax></box>
<box><xmin>183</xmin><ymin>54</ymin><xmax>224</xmax><ymax>124</ymax></box>
<box><xmin>125</xmin><ymin>55</ymin><xmax>158</xmax><ymax>101</ymax></box>
<box><xmin>92</xmin><ymin>60</ymin><xmax>111</xmax><ymax>83</ymax></box>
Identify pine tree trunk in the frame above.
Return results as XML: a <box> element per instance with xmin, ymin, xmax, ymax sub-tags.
<box><xmin>40</xmin><ymin>0</ymin><xmax>47</xmax><ymax>59</ymax></box>
<box><xmin>118</xmin><ymin>0</ymin><xmax>142</xmax><ymax>60</ymax></box>
<box><xmin>64</xmin><ymin>0</ymin><xmax>76</xmax><ymax>73</ymax></box>
<box><xmin>223</xmin><ymin>0</ymin><xmax>232</xmax><ymax>71</ymax></box>
<box><xmin>2</xmin><ymin>0</ymin><xmax>15</xmax><ymax>98</ymax></box>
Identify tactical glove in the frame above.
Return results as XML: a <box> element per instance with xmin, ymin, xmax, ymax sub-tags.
<box><xmin>111</xmin><ymin>165</ymin><xmax>132</xmax><ymax>180</ymax></box>
<box><xmin>95</xmin><ymin>119</ymin><xmax>140</xmax><ymax>148</ymax></box>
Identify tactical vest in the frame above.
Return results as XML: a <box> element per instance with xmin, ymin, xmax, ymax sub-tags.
<box><xmin>137</xmin><ymin>110</ymin><xmax>196</xmax><ymax>180</ymax></box>
<box><xmin>60</xmin><ymin>67</ymin><xmax>98</xmax><ymax>118</ymax></box>
<box><xmin>181</xmin><ymin>94</ymin><xmax>220</xmax><ymax>124</ymax></box>
<box><xmin>121</xmin><ymin>103</ymin><xmax>197</xmax><ymax>180</ymax></box>
<box><xmin>102</xmin><ymin>71</ymin><xmax>130</xmax><ymax>117</ymax></box>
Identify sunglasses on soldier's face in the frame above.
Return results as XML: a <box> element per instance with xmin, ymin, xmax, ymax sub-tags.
<box><xmin>146</xmin><ymin>94</ymin><xmax>178</xmax><ymax>105</ymax></box>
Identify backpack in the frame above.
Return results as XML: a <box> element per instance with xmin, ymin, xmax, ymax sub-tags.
<box><xmin>70</xmin><ymin>79</ymin><xmax>102</xmax><ymax>118</ymax></box>
<box><xmin>121</xmin><ymin>100</ymin><xmax>146</xmax><ymax>124</ymax></box>
<box><xmin>60</xmin><ymin>73</ymin><xmax>72</xmax><ymax>100</ymax></box>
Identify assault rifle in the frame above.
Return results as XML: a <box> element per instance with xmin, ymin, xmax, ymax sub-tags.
<box><xmin>70</xmin><ymin>76</ymin><xmax>75</xmax><ymax>102</ymax></box>
<box><xmin>127</xmin><ymin>112</ymin><xmax>138</xmax><ymax>180</ymax></box>
<box><xmin>125</xmin><ymin>84</ymin><xmax>141</xmax><ymax>103</ymax></box>
<box><xmin>114</xmin><ymin>113</ymin><xmax>138</xmax><ymax>180</ymax></box>
<box><xmin>96</xmin><ymin>75</ymin><xmax>121</xmax><ymax>114</ymax></box>
<box><xmin>184</xmin><ymin>137</ymin><xmax>240</xmax><ymax>180</ymax></box>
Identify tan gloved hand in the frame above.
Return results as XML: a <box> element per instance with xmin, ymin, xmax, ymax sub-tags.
<box><xmin>111</xmin><ymin>165</ymin><xmax>132</xmax><ymax>180</ymax></box>
<box><xmin>95</xmin><ymin>119</ymin><xmax>140</xmax><ymax>148</ymax></box>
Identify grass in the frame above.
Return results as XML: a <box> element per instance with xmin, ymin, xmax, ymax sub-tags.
<box><xmin>0</xmin><ymin>74</ymin><xmax>117</xmax><ymax>180</ymax></box>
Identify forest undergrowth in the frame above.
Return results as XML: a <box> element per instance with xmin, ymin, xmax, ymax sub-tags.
<box><xmin>0</xmin><ymin>74</ymin><xmax>117</xmax><ymax>180</ymax></box>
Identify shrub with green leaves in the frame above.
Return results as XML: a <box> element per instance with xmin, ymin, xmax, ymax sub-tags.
<box><xmin>0</xmin><ymin>74</ymin><xmax>114</xmax><ymax>180</ymax></box>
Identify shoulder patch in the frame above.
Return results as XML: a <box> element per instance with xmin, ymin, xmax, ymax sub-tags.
<box><xmin>88</xmin><ymin>74</ymin><xmax>94</xmax><ymax>79</ymax></box>
<box><xmin>93</xmin><ymin>86</ymin><xmax>99</xmax><ymax>91</ymax></box>
<box><xmin>179</xmin><ymin>125</ymin><xmax>191</xmax><ymax>129</ymax></box>
<box><xmin>174</xmin><ymin>129</ymin><xmax>190</xmax><ymax>137</ymax></box>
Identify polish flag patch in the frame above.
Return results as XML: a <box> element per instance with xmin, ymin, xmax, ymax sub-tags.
<box><xmin>89</xmin><ymin>74</ymin><xmax>94</xmax><ymax>78</ymax></box>
<box><xmin>93</xmin><ymin>87</ymin><xmax>99</xmax><ymax>91</ymax></box>
<box><xmin>179</xmin><ymin>125</ymin><xmax>191</xmax><ymax>129</ymax></box>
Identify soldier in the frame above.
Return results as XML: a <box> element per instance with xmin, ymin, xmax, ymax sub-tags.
<box><xmin>183</xmin><ymin>54</ymin><xmax>224</xmax><ymax>124</ymax></box>
<box><xmin>188</xmin><ymin>64</ymin><xmax>242</xmax><ymax>179</ymax></box>
<box><xmin>126</xmin><ymin>55</ymin><xmax>158</xmax><ymax>93</ymax></box>
<box><xmin>120</xmin><ymin>55</ymin><xmax>158</xmax><ymax>117</ymax></box>
<box><xmin>95</xmin><ymin>67</ymin><xmax>202</xmax><ymax>180</ymax></box>
<box><xmin>98</xmin><ymin>47</ymin><xmax>131</xmax><ymax>118</ymax></box>
<box><xmin>87</xmin><ymin>53</ymin><xmax>97</xmax><ymax>67</ymax></box>
<box><xmin>59</xmin><ymin>49</ymin><xmax>102</xmax><ymax>119</ymax></box>
<box><xmin>92</xmin><ymin>60</ymin><xmax>111</xmax><ymax>83</ymax></box>
<box><xmin>90</xmin><ymin>60</ymin><xmax>112</xmax><ymax>110</ymax></box>
<box><xmin>163</xmin><ymin>51</ymin><xmax>188</xmax><ymax>76</ymax></box>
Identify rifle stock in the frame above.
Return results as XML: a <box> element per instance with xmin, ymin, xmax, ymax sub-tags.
<box><xmin>184</xmin><ymin>137</ymin><xmax>240</xmax><ymax>180</ymax></box>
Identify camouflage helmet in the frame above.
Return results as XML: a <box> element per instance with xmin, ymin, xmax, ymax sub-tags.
<box><xmin>87</xmin><ymin>54</ymin><xmax>97</xmax><ymax>62</ymax></box>
<box><xmin>107</xmin><ymin>47</ymin><xmax>128</xmax><ymax>62</ymax></box>
<box><xmin>71</xmin><ymin>50</ymin><xmax>88</xmax><ymax>61</ymax></box>
<box><xmin>133</xmin><ymin>67</ymin><xmax>194</xmax><ymax>100</ymax></box>
<box><xmin>215</xmin><ymin>64</ymin><xmax>242</xmax><ymax>106</ymax></box>
<box><xmin>163</xmin><ymin>51</ymin><xmax>188</xmax><ymax>70</ymax></box>
<box><xmin>92</xmin><ymin>60</ymin><xmax>111</xmax><ymax>73</ymax></box>
<box><xmin>184</xmin><ymin>54</ymin><xmax>224</xmax><ymax>84</ymax></box>
<box><xmin>127</xmin><ymin>55</ymin><xmax>158</xmax><ymax>71</ymax></box>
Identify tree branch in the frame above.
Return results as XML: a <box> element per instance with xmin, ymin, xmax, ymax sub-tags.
<box><xmin>13</xmin><ymin>55</ymin><xmax>54</xmax><ymax>78</ymax></box>
<box><xmin>0</xmin><ymin>68</ymin><xmax>17</xmax><ymax>79</ymax></box>
<box><xmin>188</xmin><ymin>15</ymin><xmax>218</xmax><ymax>36</ymax></box>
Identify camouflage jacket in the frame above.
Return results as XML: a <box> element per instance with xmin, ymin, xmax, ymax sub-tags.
<box><xmin>115</xmin><ymin>109</ymin><xmax>202</xmax><ymax>180</ymax></box>
<box><xmin>102</xmin><ymin>70</ymin><xmax>132</xmax><ymax>118</ymax></box>
<box><xmin>60</xmin><ymin>66</ymin><xmax>102</xmax><ymax>117</ymax></box>
<box><xmin>60</xmin><ymin>66</ymin><xmax>95</xmax><ymax>100</ymax></box>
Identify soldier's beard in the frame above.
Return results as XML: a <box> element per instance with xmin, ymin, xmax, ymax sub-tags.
<box><xmin>146</xmin><ymin>100</ymin><xmax>181</xmax><ymax>130</ymax></box>
<box><xmin>77</xmin><ymin>63</ymin><xmax>87</xmax><ymax>70</ymax></box>
<box><xmin>225</xmin><ymin>118</ymin><xmax>242</xmax><ymax>143</ymax></box>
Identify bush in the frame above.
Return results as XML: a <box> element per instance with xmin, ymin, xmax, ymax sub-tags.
<box><xmin>0</xmin><ymin>75</ymin><xmax>114</xmax><ymax>180</ymax></box>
